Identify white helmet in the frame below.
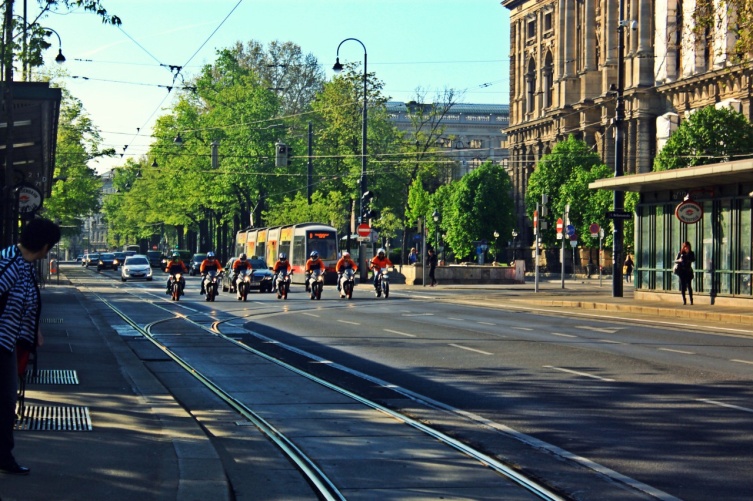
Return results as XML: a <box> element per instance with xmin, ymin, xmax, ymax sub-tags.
<box><xmin>342</xmin><ymin>251</ymin><xmax>350</xmax><ymax>258</ymax></box>
<box><xmin>377</xmin><ymin>248</ymin><xmax>386</xmax><ymax>257</ymax></box>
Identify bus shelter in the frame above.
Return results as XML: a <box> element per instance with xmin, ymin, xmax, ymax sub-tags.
<box><xmin>590</xmin><ymin>158</ymin><xmax>753</xmax><ymax>306</ymax></box>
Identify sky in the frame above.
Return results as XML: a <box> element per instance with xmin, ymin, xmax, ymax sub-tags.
<box><xmin>28</xmin><ymin>0</ymin><xmax>511</xmax><ymax>173</ymax></box>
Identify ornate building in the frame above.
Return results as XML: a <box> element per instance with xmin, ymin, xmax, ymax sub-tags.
<box><xmin>503</xmin><ymin>0</ymin><xmax>753</xmax><ymax>243</ymax></box>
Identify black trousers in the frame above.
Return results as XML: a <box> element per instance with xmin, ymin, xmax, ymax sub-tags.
<box><xmin>0</xmin><ymin>348</ymin><xmax>18</xmax><ymax>466</ymax></box>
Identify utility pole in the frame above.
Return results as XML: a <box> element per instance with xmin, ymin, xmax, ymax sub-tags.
<box><xmin>612</xmin><ymin>0</ymin><xmax>628</xmax><ymax>297</ymax></box>
<box><xmin>307</xmin><ymin>121</ymin><xmax>313</xmax><ymax>204</ymax></box>
<box><xmin>2</xmin><ymin>0</ymin><xmax>16</xmax><ymax>247</ymax></box>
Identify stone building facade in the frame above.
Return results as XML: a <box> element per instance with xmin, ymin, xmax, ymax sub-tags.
<box><xmin>503</xmin><ymin>0</ymin><xmax>753</xmax><ymax>244</ymax></box>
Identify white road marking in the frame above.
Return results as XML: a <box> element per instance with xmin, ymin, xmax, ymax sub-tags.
<box><xmin>658</xmin><ymin>348</ymin><xmax>695</xmax><ymax>355</ymax></box>
<box><xmin>550</xmin><ymin>332</ymin><xmax>577</xmax><ymax>338</ymax></box>
<box><xmin>576</xmin><ymin>325</ymin><xmax>624</xmax><ymax>334</ymax></box>
<box><xmin>543</xmin><ymin>365</ymin><xmax>615</xmax><ymax>382</ymax></box>
<box><xmin>449</xmin><ymin>343</ymin><xmax>493</xmax><ymax>355</ymax></box>
<box><xmin>731</xmin><ymin>359</ymin><xmax>753</xmax><ymax>365</ymax></box>
<box><xmin>478</xmin><ymin>321</ymin><xmax>496</xmax><ymax>326</ymax></box>
<box><xmin>448</xmin><ymin>317</ymin><xmax>464</xmax><ymax>321</ymax></box>
<box><xmin>337</xmin><ymin>319</ymin><xmax>360</xmax><ymax>325</ymax></box>
<box><xmin>384</xmin><ymin>329</ymin><xmax>416</xmax><ymax>338</ymax></box>
<box><xmin>598</xmin><ymin>339</ymin><xmax>625</xmax><ymax>345</ymax></box>
<box><xmin>402</xmin><ymin>313</ymin><xmax>434</xmax><ymax>317</ymax></box>
<box><xmin>513</xmin><ymin>326</ymin><xmax>532</xmax><ymax>331</ymax></box>
<box><xmin>698</xmin><ymin>399</ymin><xmax>753</xmax><ymax>414</ymax></box>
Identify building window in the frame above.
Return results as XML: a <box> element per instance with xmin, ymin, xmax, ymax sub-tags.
<box><xmin>527</xmin><ymin>19</ymin><xmax>536</xmax><ymax>40</ymax></box>
<box><xmin>470</xmin><ymin>139</ymin><xmax>482</xmax><ymax>149</ymax></box>
<box><xmin>543</xmin><ymin>11</ymin><xmax>553</xmax><ymax>33</ymax></box>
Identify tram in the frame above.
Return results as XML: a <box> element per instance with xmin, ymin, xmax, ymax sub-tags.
<box><xmin>235</xmin><ymin>223</ymin><xmax>339</xmax><ymax>284</ymax></box>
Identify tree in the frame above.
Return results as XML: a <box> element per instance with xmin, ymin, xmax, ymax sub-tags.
<box><xmin>42</xmin><ymin>88</ymin><xmax>107</xmax><ymax>227</ymax></box>
<box><xmin>526</xmin><ymin>135</ymin><xmax>605</xmax><ymax>247</ymax></box>
<box><xmin>443</xmin><ymin>161</ymin><xmax>514</xmax><ymax>262</ymax></box>
<box><xmin>654</xmin><ymin>105</ymin><xmax>753</xmax><ymax>171</ymax></box>
<box><xmin>693</xmin><ymin>0</ymin><xmax>753</xmax><ymax>60</ymax></box>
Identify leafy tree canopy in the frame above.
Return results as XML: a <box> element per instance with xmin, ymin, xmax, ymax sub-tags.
<box><xmin>654</xmin><ymin>105</ymin><xmax>753</xmax><ymax>171</ymax></box>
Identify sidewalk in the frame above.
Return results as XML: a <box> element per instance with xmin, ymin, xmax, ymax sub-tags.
<box><xmin>1</xmin><ymin>281</ymin><xmax>229</xmax><ymax>501</ymax></box>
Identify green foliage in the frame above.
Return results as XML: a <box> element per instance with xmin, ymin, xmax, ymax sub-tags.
<box><xmin>443</xmin><ymin>161</ymin><xmax>514</xmax><ymax>261</ymax></box>
<box><xmin>654</xmin><ymin>106</ymin><xmax>753</xmax><ymax>170</ymax></box>
<box><xmin>693</xmin><ymin>0</ymin><xmax>753</xmax><ymax>61</ymax></box>
<box><xmin>526</xmin><ymin>135</ymin><xmax>605</xmax><ymax>247</ymax></box>
<box><xmin>42</xmin><ymin>89</ymin><xmax>106</xmax><ymax>227</ymax></box>
<box><xmin>262</xmin><ymin>191</ymin><xmax>349</xmax><ymax>229</ymax></box>
<box><xmin>560</xmin><ymin>163</ymin><xmax>614</xmax><ymax>248</ymax></box>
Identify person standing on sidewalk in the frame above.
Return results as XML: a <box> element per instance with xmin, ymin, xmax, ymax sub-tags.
<box><xmin>675</xmin><ymin>241</ymin><xmax>695</xmax><ymax>305</ymax></box>
<box><xmin>0</xmin><ymin>218</ymin><xmax>60</xmax><ymax>475</ymax></box>
<box><xmin>624</xmin><ymin>254</ymin><xmax>634</xmax><ymax>283</ymax></box>
<box><xmin>428</xmin><ymin>248</ymin><xmax>438</xmax><ymax>287</ymax></box>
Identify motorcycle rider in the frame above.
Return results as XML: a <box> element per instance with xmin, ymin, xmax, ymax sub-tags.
<box><xmin>165</xmin><ymin>252</ymin><xmax>188</xmax><ymax>295</ymax></box>
<box><xmin>230</xmin><ymin>253</ymin><xmax>252</xmax><ymax>294</ymax></box>
<box><xmin>272</xmin><ymin>253</ymin><xmax>292</xmax><ymax>299</ymax></box>
<box><xmin>369</xmin><ymin>248</ymin><xmax>393</xmax><ymax>295</ymax></box>
<box><xmin>336</xmin><ymin>251</ymin><xmax>358</xmax><ymax>298</ymax></box>
<box><xmin>304</xmin><ymin>251</ymin><xmax>325</xmax><ymax>292</ymax></box>
<box><xmin>199</xmin><ymin>251</ymin><xmax>224</xmax><ymax>294</ymax></box>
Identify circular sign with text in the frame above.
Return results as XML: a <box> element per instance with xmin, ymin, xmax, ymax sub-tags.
<box><xmin>675</xmin><ymin>200</ymin><xmax>703</xmax><ymax>224</ymax></box>
<box><xmin>16</xmin><ymin>184</ymin><xmax>43</xmax><ymax>216</ymax></box>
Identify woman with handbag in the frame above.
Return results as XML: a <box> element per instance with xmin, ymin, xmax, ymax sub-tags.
<box><xmin>675</xmin><ymin>241</ymin><xmax>695</xmax><ymax>305</ymax></box>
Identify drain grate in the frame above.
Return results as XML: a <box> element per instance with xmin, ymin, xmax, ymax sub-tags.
<box><xmin>15</xmin><ymin>405</ymin><xmax>92</xmax><ymax>431</ymax></box>
<box><xmin>41</xmin><ymin>318</ymin><xmax>63</xmax><ymax>324</ymax></box>
<box><xmin>24</xmin><ymin>369</ymin><xmax>79</xmax><ymax>385</ymax></box>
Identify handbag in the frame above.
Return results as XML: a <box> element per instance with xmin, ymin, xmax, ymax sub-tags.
<box><xmin>673</xmin><ymin>262</ymin><xmax>680</xmax><ymax>275</ymax></box>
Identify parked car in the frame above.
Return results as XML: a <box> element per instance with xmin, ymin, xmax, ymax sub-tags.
<box><xmin>146</xmin><ymin>250</ymin><xmax>164</xmax><ymax>268</ymax></box>
<box><xmin>120</xmin><ymin>255</ymin><xmax>153</xmax><ymax>282</ymax></box>
<box><xmin>189</xmin><ymin>253</ymin><xmax>206</xmax><ymax>276</ymax></box>
<box><xmin>112</xmin><ymin>252</ymin><xmax>127</xmax><ymax>268</ymax></box>
<box><xmin>221</xmin><ymin>257</ymin><xmax>274</xmax><ymax>293</ymax></box>
<box><xmin>84</xmin><ymin>253</ymin><xmax>100</xmax><ymax>267</ymax></box>
<box><xmin>97</xmin><ymin>253</ymin><xmax>117</xmax><ymax>271</ymax></box>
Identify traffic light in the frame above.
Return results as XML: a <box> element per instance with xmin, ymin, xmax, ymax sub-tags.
<box><xmin>275</xmin><ymin>142</ymin><xmax>289</xmax><ymax>167</ymax></box>
<box><xmin>361</xmin><ymin>191</ymin><xmax>378</xmax><ymax>221</ymax></box>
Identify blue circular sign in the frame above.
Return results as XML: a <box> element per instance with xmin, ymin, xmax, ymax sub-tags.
<box><xmin>566</xmin><ymin>224</ymin><xmax>576</xmax><ymax>237</ymax></box>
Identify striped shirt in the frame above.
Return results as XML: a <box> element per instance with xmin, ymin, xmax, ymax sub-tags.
<box><xmin>0</xmin><ymin>245</ymin><xmax>39</xmax><ymax>353</ymax></box>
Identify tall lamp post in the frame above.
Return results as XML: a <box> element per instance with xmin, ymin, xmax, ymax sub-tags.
<box><xmin>512</xmin><ymin>229</ymin><xmax>518</xmax><ymax>261</ymax></box>
<box><xmin>333</xmin><ymin>38</ymin><xmax>369</xmax><ymax>282</ymax></box>
<box><xmin>432</xmin><ymin>210</ymin><xmax>439</xmax><ymax>251</ymax></box>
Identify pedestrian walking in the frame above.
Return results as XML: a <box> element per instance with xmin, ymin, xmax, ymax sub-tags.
<box><xmin>428</xmin><ymin>248</ymin><xmax>438</xmax><ymax>287</ymax></box>
<box><xmin>674</xmin><ymin>241</ymin><xmax>695</xmax><ymax>305</ymax></box>
<box><xmin>0</xmin><ymin>218</ymin><xmax>60</xmax><ymax>475</ymax></box>
<box><xmin>624</xmin><ymin>254</ymin><xmax>634</xmax><ymax>283</ymax></box>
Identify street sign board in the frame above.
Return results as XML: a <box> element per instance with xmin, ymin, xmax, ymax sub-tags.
<box><xmin>556</xmin><ymin>218</ymin><xmax>563</xmax><ymax>234</ymax></box>
<box><xmin>589</xmin><ymin>223</ymin><xmax>600</xmax><ymax>238</ymax></box>
<box><xmin>357</xmin><ymin>223</ymin><xmax>371</xmax><ymax>237</ymax></box>
<box><xmin>566</xmin><ymin>224</ymin><xmax>575</xmax><ymax>237</ymax></box>
<box><xmin>606</xmin><ymin>210</ymin><xmax>633</xmax><ymax>220</ymax></box>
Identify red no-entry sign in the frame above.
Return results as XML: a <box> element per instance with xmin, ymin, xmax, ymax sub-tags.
<box><xmin>357</xmin><ymin>223</ymin><xmax>371</xmax><ymax>237</ymax></box>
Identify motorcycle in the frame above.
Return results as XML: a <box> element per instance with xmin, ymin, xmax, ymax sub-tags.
<box><xmin>308</xmin><ymin>269</ymin><xmax>324</xmax><ymax>300</ymax></box>
<box><xmin>339</xmin><ymin>268</ymin><xmax>355</xmax><ymax>299</ymax></box>
<box><xmin>203</xmin><ymin>270</ymin><xmax>222</xmax><ymax>302</ymax></box>
<box><xmin>236</xmin><ymin>268</ymin><xmax>252</xmax><ymax>302</ymax></box>
<box><xmin>374</xmin><ymin>267</ymin><xmax>391</xmax><ymax>298</ymax></box>
<box><xmin>276</xmin><ymin>270</ymin><xmax>291</xmax><ymax>300</ymax></box>
<box><xmin>168</xmin><ymin>273</ymin><xmax>184</xmax><ymax>302</ymax></box>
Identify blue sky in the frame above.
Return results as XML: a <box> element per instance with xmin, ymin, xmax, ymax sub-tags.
<box><xmin>30</xmin><ymin>0</ymin><xmax>510</xmax><ymax>173</ymax></box>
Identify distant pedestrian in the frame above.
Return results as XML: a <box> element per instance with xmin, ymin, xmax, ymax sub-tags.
<box><xmin>675</xmin><ymin>241</ymin><xmax>695</xmax><ymax>305</ymax></box>
<box><xmin>0</xmin><ymin>218</ymin><xmax>60</xmax><ymax>475</ymax></box>
<box><xmin>428</xmin><ymin>248</ymin><xmax>438</xmax><ymax>287</ymax></box>
<box><xmin>624</xmin><ymin>254</ymin><xmax>634</xmax><ymax>283</ymax></box>
<box><xmin>408</xmin><ymin>248</ymin><xmax>418</xmax><ymax>265</ymax></box>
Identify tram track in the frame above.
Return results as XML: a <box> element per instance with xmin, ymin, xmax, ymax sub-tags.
<box><xmin>70</xmin><ymin>268</ymin><xmax>567</xmax><ymax>500</ymax></box>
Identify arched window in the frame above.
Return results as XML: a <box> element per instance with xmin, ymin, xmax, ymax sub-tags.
<box><xmin>526</xmin><ymin>58</ymin><xmax>537</xmax><ymax>114</ymax></box>
<box><xmin>543</xmin><ymin>51</ymin><xmax>554</xmax><ymax>109</ymax></box>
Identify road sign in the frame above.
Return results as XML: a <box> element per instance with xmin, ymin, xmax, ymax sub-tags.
<box><xmin>606</xmin><ymin>210</ymin><xmax>633</xmax><ymax>220</ymax></box>
<box><xmin>589</xmin><ymin>223</ymin><xmax>600</xmax><ymax>238</ymax></box>
<box><xmin>566</xmin><ymin>224</ymin><xmax>575</xmax><ymax>237</ymax></box>
<box><xmin>357</xmin><ymin>223</ymin><xmax>371</xmax><ymax>237</ymax></box>
<box><xmin>556</xmin><ymin>218</ymin><xmax>564</xmax><ymax>234</ymax></box>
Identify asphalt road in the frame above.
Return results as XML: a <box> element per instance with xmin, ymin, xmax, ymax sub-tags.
<box><xmin>82</xmin><ymin>266</ymin><xmax>753</xmax><ymax>500</ymax></box>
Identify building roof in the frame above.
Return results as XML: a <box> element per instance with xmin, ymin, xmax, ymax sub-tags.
<box><xmin>589</xmin><ymin>158</ymin><xmax>753</xmax><ymax>192</ymax></box>
<box><xmin>386</xmin><ymin>101</ymin><xmax>509</xmax><ymax>114</ymax></box>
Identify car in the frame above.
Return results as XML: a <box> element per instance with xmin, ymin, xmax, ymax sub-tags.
<box><xmin>189</xmin><ymin>253</ymin><xmax>206</xmax><ymax>276</ymax></box>
<box><xmin>120</xmin><ymin>255</ymin><xmax>153</xmax><ymax>282</ymax></box>
<box><xmin>112</xmin><ymin>252</ymin><xmax>127</xmax><ymax>268</ymax></box>
<box><xmin>161</xmin><ymin>249</ymin><xmax>192</xmax><ymax>270</ymax></box>
<box><xmin>84</xmin><ymin>253</ymin><xmax>100</xmax><ymax>267</ymax></box>
<box><xmin>76</xmin><ymin>254</ymin><xmax>83</xmax><ymax>263</ymax></box>
<box><xmin>146</xmin><ymin>250</ymin><xmax>164</xmax><ymax>268</ymax></box>
<box><xmin>221</xmin><ymin>257</ymin><xmax>274</xmax><ymax>293</ymax></box>
<box><xmin>97</xmin><ymin>253</ymin><xmax>117</xmax><ymax>271</ymax></box>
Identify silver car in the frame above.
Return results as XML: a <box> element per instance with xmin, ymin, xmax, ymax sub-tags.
<box><xmin>120</xmin><ymin>255</ymin><xmax>153</xmax><ymax>282</ymax></box>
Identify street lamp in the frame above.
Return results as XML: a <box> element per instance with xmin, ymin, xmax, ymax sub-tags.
<box><xmin>333</xmin><ymin>38</ymin><xmax>368</xmax><ymax>224</ymax></box>
<box><xmin>512</xmin><ymin>229</ymin><xmax>518</xmax><ymax>261</ymax></box>
<box><xmin>493</xmin><ymin>230</ymin><xmax>499</xmax><ymax>262</ymax></box>
<box><xmin>432</xmin><ymin>210</ymin><xmax>440</xmax><ymax>251</ymax></box>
